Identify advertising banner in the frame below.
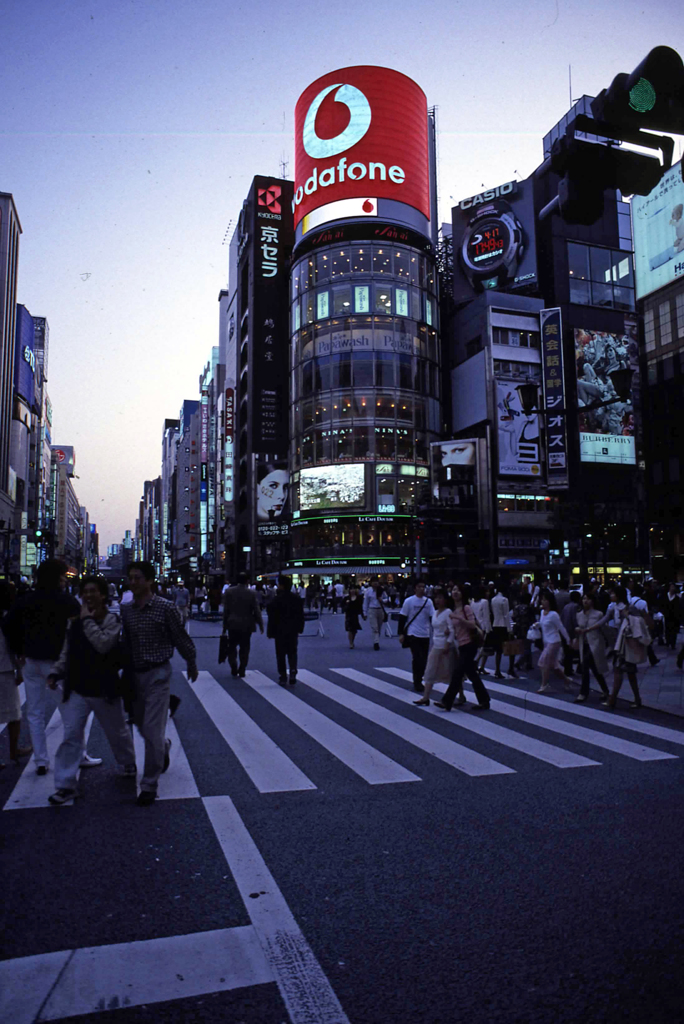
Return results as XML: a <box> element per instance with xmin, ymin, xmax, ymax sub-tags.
<box><xmin>300</xmin><ymin>464</ymin><xmax>365</xmax><ymax>512</ymax></box>
<box><xmin>631</xmin><ymin>160</ymin><xmax>684</xmax><ymax>300</ymax></box>
<box><xmin>51</xmin><ymin>446</ymin><xmax>75</xmax><ymax>476</ymax></box>
<box><xmin>250</xmin><ymin>175</ymin><xmax>294</xmax><ymax>455</ymax></box>
<box><xmin>574</xmin><ymin>326</ymin><xmax>637</xmax><ymax>466</ymax></box>
<box><xmin>540</xmin><ymin>308</ymin><xmax>569</xmax><ymax>489</ymax></box>
<box><xmin>224</xmin><ymin>387</ymin><xmax>234</xmax><ymax>502</ymax></box>
<box><xmin>293</xmin><ymin>66</ymin><xmax>429</xmax><ymax>233</ymax></box>
<box><xmin>430</xmin><ymin>440</ymin><xmax>479</xmax><ymax>507</ymax></box>
<box><xmin>256</xmin><ymin>461</ymin><xmax>290</xmax><ymax>536</ymax></box>
<box><xmin>452</xmin><ymin>179</ymin><xmax>538</xmax><ymax>303</ymax></box>
<box><xmin>496</xmin><ymin>383</ymin><xmax>541</xmax><ymax>477</ymax></box>
<box><xmin>14</xmin><ymin>306</ymin><xmax>36</xmax><ymax>404</ymax></box>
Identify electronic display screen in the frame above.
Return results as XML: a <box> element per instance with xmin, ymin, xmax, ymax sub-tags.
<box><xmin>466</xmin><ymin>220</ymin><xmax>509</xmax><ymax>268</ymax></box>
<box><xmin>300</xmin><ymin>464</ymin><xmax>365</xmax><ymax>511</ymax></box>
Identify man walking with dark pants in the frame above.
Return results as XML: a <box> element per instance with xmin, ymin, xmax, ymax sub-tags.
<box><xmin>122</xmin><ymin>561</ymin><xmax>198</xmax><ymax>806</ymax></box>
<box><xmin>222</xmin><ymin>573</ymin><xmax>264</xmax><ymax>677</ymax></box>
<box><xmin>267</xmin><ymin>576</ymin><xmax>305</xmax><ymax>685</ymax></box>
<box><xmin>399</xmin><ymin>580</ymin><xmax>434</xmax><ymax>694</ymax></box>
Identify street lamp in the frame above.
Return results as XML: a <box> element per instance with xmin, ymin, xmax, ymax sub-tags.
<box><xmin>515</xmin><ymin>366</ymin><xmax>634</xmax><ymax>416</ymax></box>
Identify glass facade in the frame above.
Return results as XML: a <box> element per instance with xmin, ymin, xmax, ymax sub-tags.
<box><xmin>289</xmin><ymin>239</ymin><xmax>440</xmax><ymax>562</ymax></box>
<box><xmin>567</xmin><ymin>242</ymin><xmax>635</xmax><ymax>311</ymax></box>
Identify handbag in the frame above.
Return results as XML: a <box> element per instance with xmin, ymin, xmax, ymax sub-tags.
<box><xmin>400</xmin><ymin>599</ymin><xmax>428</xmax><ymax>647</ymax></box>
<box><xmin>503</xmin><ymin>638</ymin><xmax>523</xmax><ymax>657</ymax></box>
<box><xmin>218</xmin><ymin>634</ymin><xmax>230</xmax><ymax>664</ymax></box>
<box><xmin>526</xmin><ymin>622</ymin><xmax>542</xmax><ymax>642</ymax></box>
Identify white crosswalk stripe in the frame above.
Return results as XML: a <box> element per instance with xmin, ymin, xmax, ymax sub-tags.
<box><xmin>190</xmin><ymin>670</ymin><xmax>317</xmax><ymax>793</ymax></box>
<box><xmin>334</xmin><ymin>668</ymin><xmax>601</xmax><ymax>769</ymax></box>
<box><xmin>3</xmin><ymin>708</ymin><xmax>94</xmax><ymax>811</ymax></box>
<box><xmin>296</xmin><ymin>669</ymin><xmax>514</xmax><ymax>777</ymax></box>
<box><xmin>132</xmin><ymin>716</ymin><xmax>199</xmax><ymax>800</ymax></box>
<box><xmin>242</xmin><ymin>670</ymin><xmax>420</xmax><ymax>785</ymax></box>
<box><xmin>375</xmin><ymin>668</ymin><xmax>678</xmax><ymax>763</ymax></box>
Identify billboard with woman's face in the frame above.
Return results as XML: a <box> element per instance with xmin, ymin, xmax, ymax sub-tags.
<box><xmin>256</xmin><ymin>462</ymin><xmax>290</xmax><ymax>521</ymax></box>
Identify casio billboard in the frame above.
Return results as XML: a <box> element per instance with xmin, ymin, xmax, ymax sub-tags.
<box><xmin>293</xmin><ymin>66</ymin><xmax>429</xmax><ymax>234</ymax></box>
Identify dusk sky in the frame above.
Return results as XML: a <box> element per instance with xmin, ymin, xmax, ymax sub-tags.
<box><xmin>2</xmin><ymin>0</ymin><xmax>683</xmax><ymax>549</ymax></box>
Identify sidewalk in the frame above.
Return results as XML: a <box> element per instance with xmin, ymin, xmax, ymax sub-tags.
<box><xmin>616</xmin><ymin>641</ymin><xmax>684</xmax><ymax>718</ymax></box>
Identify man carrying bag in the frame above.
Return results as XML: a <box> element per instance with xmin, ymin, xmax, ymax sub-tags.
<box><xmin>398</xmin><ymin>580</ymin><xmax>434</xmax><ymax>694</ymax></box>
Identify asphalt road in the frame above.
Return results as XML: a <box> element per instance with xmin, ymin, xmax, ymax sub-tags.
<box><xmin>2</xmin><ymin>611</ymin><xmax>684</xmax><ymax>1024</ymax></box>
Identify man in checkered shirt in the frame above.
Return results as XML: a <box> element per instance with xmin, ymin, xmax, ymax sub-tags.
<box><xmin>122</xmin><ymin>561</ymin><xmax>198</xmax><ymax>805</ymax></box>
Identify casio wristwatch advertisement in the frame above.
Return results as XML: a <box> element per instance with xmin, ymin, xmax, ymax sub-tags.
<box><xmin>459</xmin><ymin>200</ymin><xmax>526</xmax><ymax>292</ymax></box>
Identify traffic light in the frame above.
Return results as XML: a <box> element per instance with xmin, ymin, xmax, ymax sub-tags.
<box><xmin>591</xmin><ymin>47</ymin><xmax>684</xmax><ymax>134</ymax></box>
<box><xmin>550</xmin><ymin>136</ymin><xmax>609</xmax><ymax>225</ymax></box>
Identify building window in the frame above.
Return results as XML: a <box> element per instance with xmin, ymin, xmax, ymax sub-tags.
<box><xmin>567</xmin><ymin>242</ymin><xmax>634</xmax><ymax>310</ymax></box>
<box><xmin>659</xmin><ymin>300</ymin><xmax>672</xmax><ymax>347</ymax></box>
<box><xmin>644</xmin><ymin>308</ymin><xmax>656</xmax><ymax>353</ymax></box>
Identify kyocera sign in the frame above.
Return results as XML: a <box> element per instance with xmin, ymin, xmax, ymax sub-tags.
<box><xmin>293</xmin><ymin>66</ymin><xmax>429</xmax><ymax>231</ymax></box>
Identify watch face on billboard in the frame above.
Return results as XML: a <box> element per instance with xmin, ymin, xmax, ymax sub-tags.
<box><xmin>293</xmin><ymin>66</ymin><xmax>429</xmax><ymax>233</ymax></box>
<box><xmin>300</xmin><ymin>463</ymin><xmax>365</xmax><ymax>511</ymax></box>
<box><xmin>452</xmin><ymin>179</ymin><xmax>538</xmax><ymax>303</ymax></box>
<box><xmin>574</xmin><ymin>327</ymin><xmax>637</xmax><ymax>466</ymax></box>
<box><xmin>632</xmin><ymin>160</ymin><xmax>684</xmax><ymax>300</ymax></box>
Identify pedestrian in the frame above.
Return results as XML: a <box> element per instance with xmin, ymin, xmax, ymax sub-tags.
<box><xmin>413</xmin><ymin>587</ymin><xmax>454</xmax><ymax>707</ymax></box>
<box><xmin>363</xmin><ymin>579</ymin><xmax>387</xmax><ymax>651</ymax></box>
<box><xmin>0</xmin><ymin>582</ymin><xmax>31</xmax><ymax>768</ymax></box>
<box><xmin>174</xmin><ymin>581</ymin><xmax>191</xmax><ymax>628</ymax></box>
<box><xmin>512</xmin><ymin>592</ymin><xmax>535</xmax><ymax>671</ymax></box>
<box><xmin>560</xmin><ymin>591</ymin><xmax>581</xmax><ymax>677</ymax></box>
<box><xmin>266</xmin><ymin>575</ymin><xmax>305</xmax><ymax>685</ymax></box>
<box><xmin>398</xmin><ymin>580</ymin><xmax>434</xmax><ymax>694</ymax></box>
<box><xmin>575</xmin><ymin>591</ymin><xmax>610</xmax><ymax>703</ymax></box>
<box><xmin>662</xmin><ymin>583</ymin><xmax>682</xmax><ymax>650</ymax></box>
<box><xmin>222</xmin><ymin>572</ymin><xmax>264</xmax><ymax>677</ymax></box>
<box><xmin>2</xmin><ymin>559</ymin><xmax>81</xmax><ymax>775</ymax></box>
<box><xmin>333</xmin><ymin>579</ymin><xmax>345</xmax><ymax>613</ymax></box>
<box><xmin>627</xmin><ymin>582</ymin><xmax>659</xmax><ymax>666</ymax></box>
<box><xmin>471</xmin><ymin>585</ymin><xmax>492</xmax><ymax>676</ymax></box>
<box><xmin>122</xmin><ymin>561</ymin><xmax>198</xmax><ymax>806</ymax></box>
<box><xmin>343</xmin><ymin>586</ymin><xmax>364</xmax><ymax>649</ymax></box>
<box><xmin>435</xmin><ymin>583</ymin><xmax>490</xmax><ymax>711</ymax></box>
<box><xmin>45</xmin><ymin>577</ymin><xmax>137</xmax><ymax>805</ymax></box>
<box><xmin>489</xmin><ymin>583</ymin><xmax>511</xmax><ymax>679</ymax></box>
<box><xmin>536</xmin><ymin>591</ymin><xmax>575</xmax><ymax>694</ymax></box>
<box><xmin>605</xmin><ymin>601</ymin><xmax>650</xmax><ymax>709</ymax></box>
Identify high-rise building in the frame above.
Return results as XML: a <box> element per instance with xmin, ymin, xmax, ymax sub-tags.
<box><xmin>286</xmin><ymin>67</ymin><xmax>440</xmax><ymax>579</ymax></box>
<box><xmin>0</xmin><ymin>193</ymin><xmax>21</xmax><ymax>553</ymax></box>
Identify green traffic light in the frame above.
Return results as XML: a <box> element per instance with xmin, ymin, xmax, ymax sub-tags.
<box><xmin>629</xmin><ymin>77</ymin><xmax>657</xmax><ymax>113</ymax></box>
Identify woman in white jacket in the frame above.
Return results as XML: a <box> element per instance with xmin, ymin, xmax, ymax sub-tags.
<box><xmin>537</xmin><ymin>591</ymin><xmax>575</xmax><ymax>694</ymax></box>
<box><xmin>471</xmin><ymin>586</ymin><xmax>492</xmax><ymax>676</ymax></box>
<box><xmin>575</xmin><ymin>591</ymin><xmax>610</xmax><ymax>703</ymax></box>
<box><xmin>413</xmin><ymin>588</ymin><xmax>455</xmax><ymax>707</ymax></box>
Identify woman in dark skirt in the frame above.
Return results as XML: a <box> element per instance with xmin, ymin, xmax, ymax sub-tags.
<box><xmin>343</xmin><ymin>586</ymin><xmax>364</xmax><ymax>649</ymax></box>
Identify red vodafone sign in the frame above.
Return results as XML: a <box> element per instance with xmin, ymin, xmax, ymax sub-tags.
<box><xmin>293</xmin><ymin>66</ymin><xmax>429</xmax><ymax>231</ymax></box>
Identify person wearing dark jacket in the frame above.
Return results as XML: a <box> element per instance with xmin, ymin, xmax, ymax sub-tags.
<box><xmin>2</xmin><ymin>559</ymin><xmax>80</xmax><ymax>774</ymax></box>
<box><xmin>46</xmin><ymin>577</ymin><xmax>137</xmax><ymax>805</ymax></box>
<box><xmin>267</xmin><ymin>576</ymin><xmax>305</xmax><ymax>684</ymax></box>
<box><xmin>222</xmin><ymin>573</ymin><xmax>264</xmax><ymax>677</ymax></box>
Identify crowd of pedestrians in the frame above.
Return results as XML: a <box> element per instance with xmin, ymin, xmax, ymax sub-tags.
<box><xmin>2</xmin><ymin>564</ymin><xmax>683</xmax><ymax>798</ymax></box>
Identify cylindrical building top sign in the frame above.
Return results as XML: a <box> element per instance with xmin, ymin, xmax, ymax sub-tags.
<box><xmin>293</xmin><ymin>66</ymin><xmax>429</xmax><ymax>232</ymax></box>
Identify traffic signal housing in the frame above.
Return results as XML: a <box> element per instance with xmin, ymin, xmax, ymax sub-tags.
<box><xmin>591</xmin><ymin>46</ymin><xmax>684</xmax><ymax>134</ymax></box>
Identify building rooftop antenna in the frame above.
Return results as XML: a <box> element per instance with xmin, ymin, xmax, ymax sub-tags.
<box><xmin>279</xmin><ymin>151</ymin><xmax>289</xmax><ymax>179</ymax></box>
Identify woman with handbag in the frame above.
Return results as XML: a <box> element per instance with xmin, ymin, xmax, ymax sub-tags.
<box><xmin>435</xmin><ymin>583</ymin><xmax>490</xmax><ymax>711</ymax></box>
<box><xmin>413</xmin><ymin>588</ymin><xmax>454</xmax><ymax>707</ymax></box>
<box><xmin>575</xmin><ymin>591</ymin><xmax>610</xmax><ymax>703</ymax></box>
<box><xmin>537</xmin><ymin>591</ymin><xmax>575</xmax><ymax>694</ymax></box>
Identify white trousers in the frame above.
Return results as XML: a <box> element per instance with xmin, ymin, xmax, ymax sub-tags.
<box><xmin>54</xmin><ymin>692</ymin><xmax>136</xmax><ymax>790</ymax></box>
<box><xmin>23</xmin><ymin>658</ymin><xmax>60</xmax><ymax>767</ymax></box>
<box><xmin>366</xmin><ymin>607</ymin><xmax>385</xmax><ymax>642</ymax></box>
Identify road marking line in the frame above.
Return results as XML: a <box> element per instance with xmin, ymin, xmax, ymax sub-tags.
<box><xmin>3</xmin><ymin>709</ymin><xmax>93</xmax><ymax>811</ymax></box>
<box><xmin>379</xmin><ymin>667</ymin><xmax>683</xmax><ymax>757</ymax></box>
<box><xmin>204</xmin><ymin>795</ymin><xmax>351</xmax><ymax>1024</ymax></box>
<box><xmin>337</xmin><ymin>669</ymin><xmax>600</xmax><ymax>769</ymax></box>
<box><xmin>132</xmin><ymin>717</ymin><xmax>199</xmax><ymax>799</ymax></box>
<box><xmin>243</xmin><ymin>670</ymin><xmax>420</xmax><ymax>785</ymax></box>
<box><xmin>297</xmin><ymin>669</ymin><xmax>513</xmax><ymax>777</ymax></box>
<box><xmin>190</xmin><ymin>670</ymin><xmax>316</xmax><ymax>793</ymax></box>
<box><xmin>0</xmin><ymin>927</ymin><xmax>273</xmax><ymax>1024</ymax></box>
<box><xmin>0</xmin><ymin>682</ymin><xmax>25</xmax><ymax>737</ymax></box>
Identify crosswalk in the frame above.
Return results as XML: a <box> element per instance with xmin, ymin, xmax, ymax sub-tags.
<box><xmin>3</xmin><ymin>664</ymin><xmax>682</xmax><ymax>809</ymax></box>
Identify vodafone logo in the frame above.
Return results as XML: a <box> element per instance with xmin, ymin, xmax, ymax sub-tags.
<box><xmin>302</xmin><ymin>83</ymin><xmax>371</xmax><ymax>159</ymax></box>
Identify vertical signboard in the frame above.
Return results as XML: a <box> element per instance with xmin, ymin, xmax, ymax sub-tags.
<box><xmin>574</xmin><ymin>325</ymin><xmax>637</xmax><ymax>465</ymax></box>
<box><xmin>540</xmin><ymin>308</ymin><xmax>569</xmax><ymax>489</ymax></box>
<box><xmin>224</xmin><ymin>387</ymin><xmax>235</xmax><ymax>501</ymax></box>
<box><xmin>251</xmin><ymin>176</ymin><xmax>294</xmax><ymax>455</ymax></box>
